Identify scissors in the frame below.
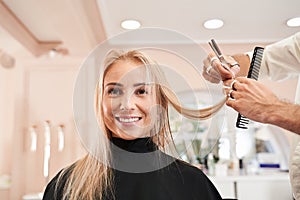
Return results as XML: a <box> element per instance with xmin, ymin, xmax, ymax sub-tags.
<box><xmin>208</xmin><ymin>39</ymin><xmax>233</xmax><ymax>72</ymax></box>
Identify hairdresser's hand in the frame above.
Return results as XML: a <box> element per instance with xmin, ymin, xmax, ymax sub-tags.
<box><xmin>202</xmin><ymin>52</ymin><xmax>240</xmax><ymax>83</ymax></box>
<box><xmin>224</xmin><ymin>77</ymin><xmax>282</xmax><ymax>124</ymax></box>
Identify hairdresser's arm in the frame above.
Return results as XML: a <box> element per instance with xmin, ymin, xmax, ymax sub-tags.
<box><xmin>225</xmin><ymin>77</ymin><xmax>300</xmax><ymax>135</ymax></box>
<box><xmin>205</xmin><ymin>53</ymin><xmax>300</xmax><ymax>134</ymax></box>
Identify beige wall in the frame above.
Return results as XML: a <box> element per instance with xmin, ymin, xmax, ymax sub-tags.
<box><xmin>0</xmin><ymin>62</ymin><xmax>17</xmax><ymax>199</ymax></box>
<box><xmin>0</xmin><ymin>57</ymin><xmax>86</xmax><ymax>199</ymax></box>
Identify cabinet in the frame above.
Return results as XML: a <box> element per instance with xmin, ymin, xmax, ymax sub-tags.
<box><xmin>209</xmin><ymin>173</ymin><xmax>293</xmax><ymax>200</ymax></box>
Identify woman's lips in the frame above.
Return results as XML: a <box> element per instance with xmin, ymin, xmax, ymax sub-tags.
<box><xmin>116</xmin><ymin>117</ymin><xmax>140</xmax><ymax>123</ymax></box>
<box><xmin>115</xmin><ymin>116</ymin><xmax>142</xmax><ymax>125</ymax></box>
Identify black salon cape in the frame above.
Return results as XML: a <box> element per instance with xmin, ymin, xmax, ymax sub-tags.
<box><xmin>43</xmin><ymin>137</ymin><xmax>222</xmax><ymax>200</ymax></box>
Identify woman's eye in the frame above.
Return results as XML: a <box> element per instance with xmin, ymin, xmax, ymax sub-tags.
<box><xmin>136</xmin><ymin>88</ymin><xmax>148</xmax><ymax>95</ymax></box>
<box><xmin>108</xmin><ymin>88</ymin><xmax>123</xmax><ymax>96</ymax></box>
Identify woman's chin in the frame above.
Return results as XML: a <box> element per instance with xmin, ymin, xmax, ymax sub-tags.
<box><xmin>112</xmin><ymin>130</ymin><xmax>151</xmax><ymax>140</ymax></box>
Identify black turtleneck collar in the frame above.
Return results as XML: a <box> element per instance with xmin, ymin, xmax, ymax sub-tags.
<box><xmin>111</xmin><ymin>137</ymin><xmax>158</xmax><ymax>153</ymax></box>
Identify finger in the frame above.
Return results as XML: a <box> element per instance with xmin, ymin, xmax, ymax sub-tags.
<box><xmin>224</xmin><ymin>79</ymin><xmax>243</xmax><ymax>91</ymax></box>
<box><xmin>206</xmin><ymin>52</ymin><xmax>234</xmax><ymax>80</ymax></box>
<box><xmin>223</xmin><ymin>55</ymin><xmax>240</xmax><ymax>77</ymax></box>
<box><xmin>205</xmin><ymin>65</ymin><xmax>213</xmax><ymax>74</ymax></box>
<box><xmin>206</xmin><ymin>54</ymin><xmax>232</xmax><ymax>79</ymax></box>
<box><xmin>230</xmin><ymin>80</ymin><xmax>238</xmax><ymax>90</ymax></box>
<box><xmin>224</xmin><ymin>79</ymin><xmax>238</xmax><ymax>88</ymax></box>
<box><xmin>208</xmin><ymin>52</ymin><xmax>217</xmax><ymax>61</ymax></box>
<box><xmin>226</xmin><ymin>98</ymin><xmax>235</xmax><ymax>108</ymax></box>
<box><xmin>202</xmin><ymin>70</ymin><xmax>221</xmax><ymax>83</ymax></box>
<box><xmin>218</xmin><ymin>66</ymin><xmax>235</xmax><ymax>80</ymax></box>
<box><xmin>203</xmin><ymin>56</ymin><xmax>211</xmax><ymax>67</ymax></box>
<box><xmin>203</xmin><ymin>57</ymin><xmax>217</xmax><ymax>76</ymax></box>
<box><xmin>224</xmin><ymin>87</ymin><xmax>239</xmax><ymax>99</ymax></box>
<box><xmin>227</xmin><ymin>89</ymin><xmax>234</xmax><ymax>99</ymax></box>
<box><xmin>210</xmin><ymin>56</ymin><xmax>219</xmax><ymax>65</ymax></box>
<box><xmin>235</xmin><ymin>76</ymin><xmax>251</xmax><ymax>83</ymax></box>
<box><xmin>203</xmin><ymin>60</ymin><xmax>222</xmax><ymax>82</ymax></box>
<box><xmin>209</xmin><ymin>68</ymin><xmax>222</xmax><ymax>80</ymax></box>
<box><xmin>208</xmin><ymin>53</ymin><xmax>219</xmax><ymax>67</ymax></box>
<box><xmin>223</xmin><ymin>79</ymin><xmax>232</xmax><ymax>87</ymax></box>
<box><xmin>230</xmin><ymin>65</ymin><xmax>240</xmax><ymax>77</ymax></box>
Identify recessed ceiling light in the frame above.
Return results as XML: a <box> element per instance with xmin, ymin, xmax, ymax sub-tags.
<box><xmin>121</xmin><ymin>19</ymin><xmax>141</xmax><ymax>30</ymax></box>
<box><xmin>203</xmin><ymin>19</ymin><xmax>224</xmax><ymax>29</ymax></box>
<box><xmin>286</xmin><ymin>17</ymin><xmax>300</xmax><ymax>27</ymax></box>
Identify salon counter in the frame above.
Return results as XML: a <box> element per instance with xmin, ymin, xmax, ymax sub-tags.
<box><xmin>208</xmin><ymin>172</ymin><xmax>292</xmax><ymax>200</ymax></box>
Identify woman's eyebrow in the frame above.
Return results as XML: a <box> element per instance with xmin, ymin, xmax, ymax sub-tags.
<box><xmin>104</xmin><ymin>82</ymin><xmax>154</xmax><ymax>88</ymax></box>
<box><xmin>133</xmin><ymin>82</ymin><xmax>154</xmax><ymax>87</ymax></box>
<box><xmin>105</xmin><ymin>82</ymin><xmax>123</xmax><ymax>87</ymax></box>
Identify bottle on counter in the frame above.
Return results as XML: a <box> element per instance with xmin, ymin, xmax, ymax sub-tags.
<box><xmin>207</xmin><ymin>153</ymin><xmax>215</xmax><ymax>176</ymax></box>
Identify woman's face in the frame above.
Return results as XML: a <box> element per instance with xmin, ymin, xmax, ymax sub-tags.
<box><xmin>102</xmin><ymin>59</ymin><xmax>158</xmax><ymax>140</ymax></box>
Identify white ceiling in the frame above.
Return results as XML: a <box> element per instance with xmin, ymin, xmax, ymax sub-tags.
<box><xmin>97</xmin><ymin>0</ymin><xmax>300</xmax><ymax>43</ymax></box>
<box><xmin>0</xmin><ymin>0</ymin><xmax>300</xmax><ymax>58</ymax></box>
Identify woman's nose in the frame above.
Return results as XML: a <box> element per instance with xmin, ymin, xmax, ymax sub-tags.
<box><xmin>120</xmin><ymin>92</ymin><xmax>135</xmax><ymax>110</ymax></box>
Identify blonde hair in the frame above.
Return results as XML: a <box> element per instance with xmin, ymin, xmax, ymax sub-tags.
<box><xmin>57</xmin><ymin>49</ymin><xmax>226</xmax><ymax>199</ymax></box>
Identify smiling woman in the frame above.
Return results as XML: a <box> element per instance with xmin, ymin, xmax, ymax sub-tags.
<box><xmin>42</xmin><ymin>49</ymin><xmax>226</xmax><ymax>200</ymax></box>
<box><xmin>102</xmin><ymin>58</ymin><xmax>158</xmax><ymax>140</ymax></box>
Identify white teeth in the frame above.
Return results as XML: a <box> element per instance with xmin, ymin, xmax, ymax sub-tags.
<box><xmin>117</xmin><ymin>117</ymin><xmax>139</xmax><ymax>123</ymax></box>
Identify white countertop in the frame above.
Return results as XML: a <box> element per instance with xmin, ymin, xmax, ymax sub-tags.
<box><xmin>208</xmin><ymin>171</ymin><xmax>290</xmax><ymax>182</ymax></box>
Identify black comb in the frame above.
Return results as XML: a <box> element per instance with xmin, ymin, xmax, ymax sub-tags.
<box><xmin>236</xmin><ymin>47</ymin><xmax>264</xmax><ymax>129</ymax></box>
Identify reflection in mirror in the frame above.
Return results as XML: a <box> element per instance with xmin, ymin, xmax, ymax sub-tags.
<box><xmin>171</xmin><ymin>89</ymin><xmax>226</xmax><ymax>166</ymax></box>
